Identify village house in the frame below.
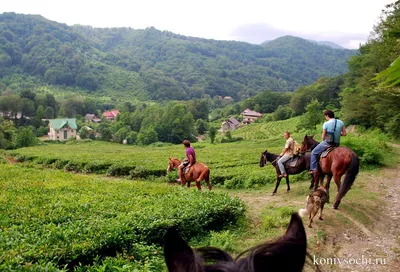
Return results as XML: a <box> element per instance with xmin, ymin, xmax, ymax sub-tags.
<box><xmin>48</xmin><ymin>118</ymin><xmax>77</xmax><ymax>141</ymax></box>
<box><xmin>241</xmin><ymin>108</ymin><xmax>262</xmax><ymax>123</ymax></box>
<box><xmin>102</xmin><ymin>110</ymin><xmax>120</xmax><ymax>121</ymax></box>
<box><xmin>84</xmin><ymin>113</ymin><xmax>102</xmax><ymax>123</ymax></box>
<box><xmin>221</xmin><ymin>117</ymin><xmax>240</xmax><ymax>133</ymax></box>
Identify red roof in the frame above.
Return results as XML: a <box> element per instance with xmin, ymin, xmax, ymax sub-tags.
<box><xmin>103</xmin><ymin>110</ymin><xmax>120</xmax><ymax>118</ymax></box>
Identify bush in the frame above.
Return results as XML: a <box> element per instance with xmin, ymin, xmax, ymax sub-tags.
<box><xmin>107</xmin><ymin>163</ymin><xmax>136</xmax><ymax>176</ymax></box>
<box><xmin>341</xmin><ymin>130</ymin><xmax>390</xmax><ymax>166</ymax></box>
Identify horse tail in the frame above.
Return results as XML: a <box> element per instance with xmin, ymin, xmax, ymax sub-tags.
<box><xmin>334</xmin><ymin>152</ymin><xmax>359</xmax><ymax>209</ymax></box>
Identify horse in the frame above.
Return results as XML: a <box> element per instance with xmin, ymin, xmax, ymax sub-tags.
<box><xmin>164</xmin><ymin>213</ymin><xmax>307</xmax><ymax>272</ymax></box>
<box><xmin>259</xmin><ymin>150</ymin><xmax>314</xmax><ymax>195</ymax></box>
<box><xmin>300</xmin><ymin>135</ymin><xmax>359</xmax><ymax>209</ymax></box>
<box><xmin>167</xmin><ymin>157</ymin><xmax>211</xmax><ymax>190</ymax></box>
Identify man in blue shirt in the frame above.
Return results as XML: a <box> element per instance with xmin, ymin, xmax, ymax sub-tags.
<box><xmin>309</xmin><ymin>110</ymin><xmax>347</xmax><ymax>174</ymax></box>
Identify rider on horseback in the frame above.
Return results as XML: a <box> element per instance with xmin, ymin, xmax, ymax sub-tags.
<box><xmin>309</xmin><ymin>110</ymin><xmax>347</xmax><ymax>175</ymax></box>
<box><xmin>277</xmin><ymin>131</ymin><xmax>294</xmax><ymax>178</ymax></box>
<box><xmin>177</xmin><ymin>140</ymin><xmax>196</xmax><ymax>183</ymax></box>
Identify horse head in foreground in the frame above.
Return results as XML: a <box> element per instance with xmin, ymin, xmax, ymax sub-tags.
<box><xmin>301</xmin><ymin>135</ymin><xmax>359</xmax><ymax>209</ymax></box>
<box><xmin>164</xmin><ymin>213</ymin><xmax>307</xmax><ymax>271</ymax></box>
<box><xmin>167</xmin><ymin>157</ymin><xmax>211</xmax><ymax>190</ymax></box>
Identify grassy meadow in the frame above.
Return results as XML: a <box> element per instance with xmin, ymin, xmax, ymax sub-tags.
<box><xmin>1</xmin><ymin>117</ymin><xmax>397</xmax><ymax>271</ymax></box>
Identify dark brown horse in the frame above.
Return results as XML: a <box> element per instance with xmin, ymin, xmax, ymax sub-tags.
<box><xmin>164</xmin><ymin>213</ymin><xmax>307</xmax><ymax>271</ymax></box>
<box><xmin>300</xmin><ymin>135</ymin><xmax>359</xmax><ymax>209</ymax></box>
<box><xmin>260</xmin><ymin>150</ymin><xmax>314</xmax><ymax>195</ymax></box>
<box><xmin>167</xmin><ymin>157</ymin><xmax>211</xmax><ymax>190</ymax></box>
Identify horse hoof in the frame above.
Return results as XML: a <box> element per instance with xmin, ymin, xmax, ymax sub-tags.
<box><xmin>308</xmin><ymin>225</ymin><xmax>312</xmax><ymax>228</ymax></box>
<box><xmin>286</xmin><ymin>189</ymin><xmax>290</xmax><ymax>192</ymax></box>
<box><xmin>271</xmin><ymin>192</ymin><xmax>276</xmax><ymax>196</ymax></box>
<box><xmin>319</xmin><ymin>217</ymin><xmax>323</xmax><ymax>220</ymax></box>
<box><xmin>333</xmin><ymin>206</ymin><xmax>338</xmax><ymax>210</ymax></box>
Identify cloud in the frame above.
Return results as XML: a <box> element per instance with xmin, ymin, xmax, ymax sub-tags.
<box><xmin>230</xmin><ymin>23</ymin><xmax>368</xmax><ymax>49</ymax></box>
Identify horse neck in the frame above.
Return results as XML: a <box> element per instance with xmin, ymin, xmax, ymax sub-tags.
<box><xmin>309</xmin><ymin>139</ymin><xmax>319</xmax><ymax>151</ymax></box>
<box><xmin>267</xmin><ymin>153</ymin><xmax>279</xmax><ymax>165</ymax></box>
<box><xmin>171</xmin><ymin>159</ymin><xmax>181</xmax><ymax>168</ymax></box>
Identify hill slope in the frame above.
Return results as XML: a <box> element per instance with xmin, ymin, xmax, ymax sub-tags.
<box><xmin>0</xmin><ymin>13</ymin><xmax>356</xmax><ymax>101</ymax></box>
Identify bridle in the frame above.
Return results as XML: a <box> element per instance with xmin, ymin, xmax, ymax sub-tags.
<box><xmin>262</xmin><ymin>153</ymin><xmax>279</xmax><ymax>166</ymax></box>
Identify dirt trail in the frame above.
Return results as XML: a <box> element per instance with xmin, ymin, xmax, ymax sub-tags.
<box><xmin>230</xmin><ymin>150</ymin><xmax>400</xmax><ymax>272</ymax></box>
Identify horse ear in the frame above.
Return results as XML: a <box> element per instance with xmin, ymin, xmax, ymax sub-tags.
<box><xmin>164</xmin><ymin>228</ymin><xmax>202</xmax><ymax>271</ymax></box>
<box><xmin>247</xmin><ymin>213</ymin><xmax>307</xmax><ymax>271</ymax></box>
<box><xmin>310</xmin><ymin>135</ymin><xmax>314</xmax><ymax>139</ymax></box>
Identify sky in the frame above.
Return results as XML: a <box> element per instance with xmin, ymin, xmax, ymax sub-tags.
<box><xmin>0</xmin><ymin>0</ymin><xmax>395</xmax><ymax>49</ymax></box>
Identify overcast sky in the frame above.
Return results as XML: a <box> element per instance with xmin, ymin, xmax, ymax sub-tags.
<box><xmin>0</xmin><ymin>0</ymin><xmax>395</xmax><ymax>49</ymax></box>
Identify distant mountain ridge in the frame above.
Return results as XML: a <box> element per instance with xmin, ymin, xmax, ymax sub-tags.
<box><xmin>262</xmin><ymin>36</ymin><xmax>346</xmax><ymax>49</ymax></box>
<box><xmin>0</xmin><ymin>13</ymin><xmax>357</xmax><ymax>101</ymax></box>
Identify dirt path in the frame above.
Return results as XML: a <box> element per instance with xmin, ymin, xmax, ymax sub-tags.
<box><xmin>229</xmin><ymin>149</ymin><xmax>400</xmax><ymax>272</ymax></box>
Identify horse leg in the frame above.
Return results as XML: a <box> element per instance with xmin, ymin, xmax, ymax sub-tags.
<box><xmin>334</xmin><ymin>174</ymin><xmax>342</xmax><ymax>192</ymax></box>
<box><xmin>272</xmin><ymin>176</ymin><xmax>281</xmax><ymax>195</ymax></box>
<box><xmin>195</xmin><ymin>181</ymin><xmax>202</xmax><ymax>190</ymax></box>
<box><xmin>286</xmin><ymin>176</ymin><xmax>290</xmax><ymax>192</ymax></box>
<box><xmin>324</xmin><ymin>175</ymin><xmax>332</xmax><ymax>203</ymax></box>
<box><xmin>313</xmin><ymin>173</ymin><xmax>320</xmax><ymax>191</ymax></box>
<box><xmin>309</xmin><ymin>175</ymin><xmax>314</xmax><ymax>190</ymax></box>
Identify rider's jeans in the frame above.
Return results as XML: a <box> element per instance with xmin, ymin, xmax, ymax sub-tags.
<box><xmin>278</xmin><ymin>155</ymin><xmax>291</xmax><ymax>174</ymax></box>
<box><xmin>310</xmin><ymin>141</ymin><xmax>331</xmax><ymax>171</ymax></box>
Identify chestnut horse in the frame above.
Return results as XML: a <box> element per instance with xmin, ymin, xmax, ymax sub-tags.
<box><xmin>167</xmin><ymin>157</ymin><xmax>211</xmax><ymax>190</ymax></box>
<box><xmin>260</xmin><ymin>150</ymin><xmax>315</xmax><ymax>195</ymax></box>
<box><xmin>300</xmin><ymin>135</ymin><xmax>359</xmax><ymax>209</ymax></box>
<box><xmin>164</xmin><ymin>213</ymin><xmax>307</xmax><ymax>271</ymax></box>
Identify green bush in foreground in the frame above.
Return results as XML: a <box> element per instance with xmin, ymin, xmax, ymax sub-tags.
<box><xmin>0</xmin><ymin>164</ymin><xmax>245</xmax><ymax>270</ymax></box>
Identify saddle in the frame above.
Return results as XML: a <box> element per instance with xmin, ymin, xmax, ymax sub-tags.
<box><xmin>284</xmin><ymin>156</ymin><xmax>300</xmax><ymax>168</ymax></box>
<box><xmin>321</xmin><ymin>146</ymin><xmax>336</xmax><ymax>158</ymax></box>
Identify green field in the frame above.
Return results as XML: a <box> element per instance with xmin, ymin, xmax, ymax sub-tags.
<box><xmin>2</xmin><ymin>117</ymin><xmax>392</xmax><ymax>271</ymax></box>
<box><xmin>7</xmin><ymin>118</ymin><xmax>304</xmax><ymax>188</ymax></box>
<box><xmin>1</xmin><ymin>118</ymin><xmax>306</xmax><ymax>270</ymax></box>
<box><xmin>0</xmin><ymin>163</ymin><xmax>245</xmax><ymax>271</ymax></box>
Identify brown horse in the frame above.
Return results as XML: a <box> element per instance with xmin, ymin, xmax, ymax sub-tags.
<box><xmin>260</xmin><ymin>150</ymin><xmax>315</xmax><ymax>195</ymax></box>
<box><xmin>167</xmin><ymin>157</ymin><xmax>211</xmax><ymax>190</ymax></box>
<box><xmin>300</xmin><ymin>135</ymin><xmax>359</xmax><ymax>209</ymax></box>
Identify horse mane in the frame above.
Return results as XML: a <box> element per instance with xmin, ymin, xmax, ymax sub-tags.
<box><xmin>304</xmin><ymin>135</ymin><xmax>319</xmax><ymax>151</ymax></box>
<box><xmin>164</xmin><ymin>213</ymin><xmax>307</xmax><ymax>272</ymax></box>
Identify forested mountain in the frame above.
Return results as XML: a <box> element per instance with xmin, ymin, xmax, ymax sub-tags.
<box><xmin>0</xmin><ymin>13</ymin><xmax>356</xmax><ymax>101</ymax></box>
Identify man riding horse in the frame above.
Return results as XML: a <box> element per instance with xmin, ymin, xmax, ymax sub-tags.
<box><xmin>309</xmin><ymin>110</ymin><xmax>347</xmax><ymax>175</ymax></box>
<box><xmin>177</xmin><ymin>140</ymin><xmax>196</xmax><ymax>183</ymax></box>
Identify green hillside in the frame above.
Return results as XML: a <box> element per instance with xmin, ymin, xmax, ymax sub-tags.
<box><xmin>0</xmin><ymin>13</ymin><xmax>356</xmax><ymax>101</ymax></box>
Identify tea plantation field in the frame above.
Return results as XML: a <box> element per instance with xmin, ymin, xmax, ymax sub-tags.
<box><xmin>1</xmin><ymin>119</ymin><xmax>304</xmax><ymax>270</ymax></box>
<box><xmin>6</xmin><ymin>118</ymin><xmax>305</xmax><ymax>189</ymax></box>
<box><xmin>0</xmin><ymin>163</ymin><xmax>245</xmax><ymax>271</ymax></box>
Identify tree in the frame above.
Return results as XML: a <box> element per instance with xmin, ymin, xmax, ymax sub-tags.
<box><xmin>296</xmin><ymin>99</ymin><xmax>324</xmax><ymax>132</ymax></box>
<box><xmin>13</xmin><ymin>126</ymin><xmax>38</xmax><ymax>148</ymax></box>
<box><xmin>209</xmin><ymin>127</ymin><xmax>217</xmax><ymax>144</ymax></box>
<box><xmin>195</xmin><ymin>119</ymin><xmax>208</xmax><ymax>135</ymax></box>
<box><xmin>36</xmin><ymin>105</ymin><xmax>45</xmax><ymax>119</ymax></box>
<box><xmin>137</xmin><ymin>127</ymin><xmax>158</xmax><ymax>145</ymax></box>
<box><xmin>44</xmin><ymin>107</ymin><xmax>54</xmax><ymax>119</ymax></box>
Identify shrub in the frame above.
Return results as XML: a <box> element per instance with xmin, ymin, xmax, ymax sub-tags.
<box><xmin>341</xmin><ymin>130</ymin><xmax>390</xmax><ymax>166</ymax></box>
<box><xmin>107</xmin><ymin>163</ymin><xmax>135</xmax><ymax>176</ymax></box>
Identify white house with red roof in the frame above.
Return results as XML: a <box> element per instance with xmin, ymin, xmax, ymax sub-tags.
<box><xmin>241</xmin><ymin>109</ymin><xmax>262</xmax><ymax>123</ymax></box>
<box><xmin>102</xmin><ymin>110</ymin><xmax>120</xmax><ymax>121</ymax></box>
